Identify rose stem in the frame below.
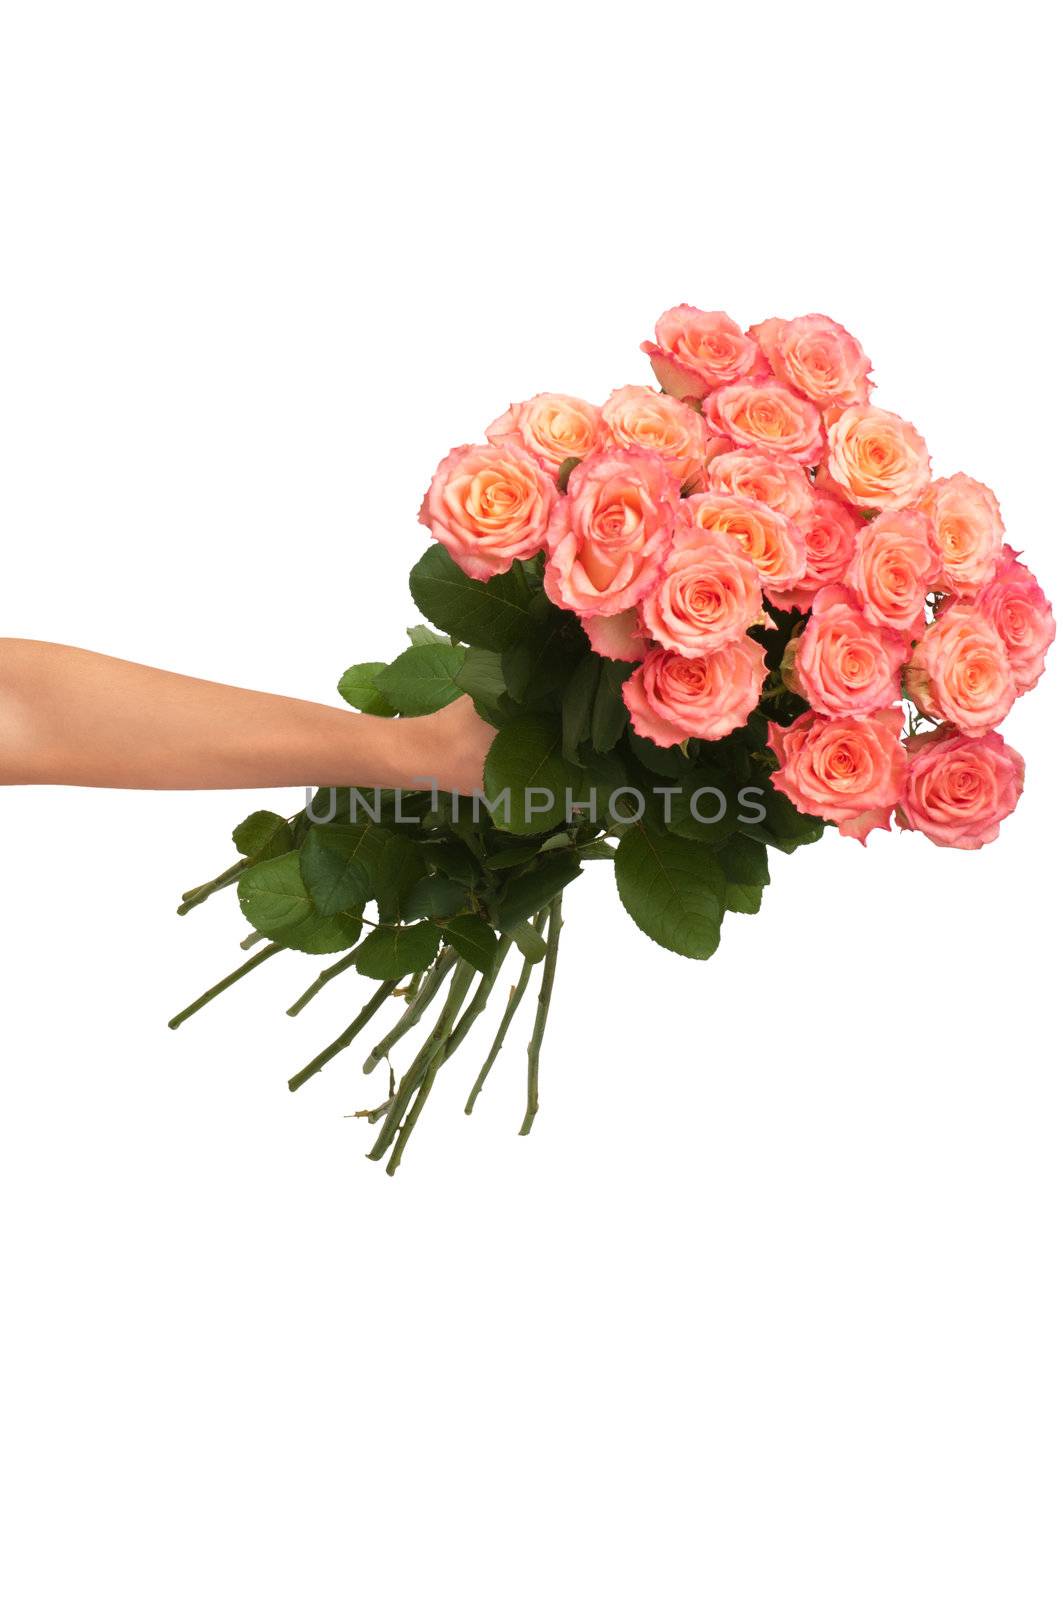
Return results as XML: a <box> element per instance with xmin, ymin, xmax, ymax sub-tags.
<box><xmin>240</xmin><ymin>930</ymin><xmax>267</xmax><ymax>951</ymax></box>
<box><xmin>384</xmin><ymin>961</ymin><xmax>481</xmax><ymax>1176</ymax></box>
<box><xmin>368</xmin><ymin>961</ymin><xmax>476</xmax><ymax>1168</ymax></box>
<box><xmin>464</xmin><ymin>910</ymin><xmax>549</xmax><ymax>1115</ymax></box>
<box><xmin>441</xmin><ymin>937</ymin><xmax>512</xmax><ymax>1063</ymax></box>
<box><xmin>286</xmin><ymin>946</ymin><xmax>364</xmax><ymax>1017</ymax></box>
<box><xmin>177</xmin><ymin>859</ymin><xmax>247</xmax><ymax>915</ymax></box>
<box><xmin>519</xmin><ymin>896</ymin><xmax>563</xmax><ymax>1137</ymax></box>
<box><xmin>360</xmin><ymin>948</ymin><xmax>457</xmax><ymax>1074</ymax></box>
<box><xmin>167</xmin><ymin>942</ymin><xmax>282</xmax><ymax>1030</ymax></box>
<box><xmin>287</xmin><ymin>980</ymin><xmax>395</xmax><ymax>1093</ymax></box>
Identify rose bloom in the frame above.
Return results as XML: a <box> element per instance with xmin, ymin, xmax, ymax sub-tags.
<box><xmin>703</xmin><ymin>379</ymin><xmax>824</xmax><ymax>466</ymax></box>
<box><xmin>640</xmin><ymin>521</ymin><xmax>763</xmax><ymax>658</ymax></box>
<box><xmin>846</xmin><ymin>509</ymin><xmax>940</xmax><ymax>637</ymax></box>
<box><xmin>767</xmin><ymin>707</ymin><xmax>906</xmax><ymax>842</ymax></box>
<box><xmin>599</xmin><ymin>384</ymin><xmax>709</xmax><ymax>488</ymax></box>
<box><xmin>920</xmin><ymin>473</ymin><xmax>1004</xmax><ymax>596</ymax></box>
<box><xmin>685</xmin><ymin>490</ymin><xmax>806</xmax><ymax>598</ymax></box>
<box><xmin>419</xmin><ymin>441</ymin><xmax>558</xmax><ymax>579</ymax></box>
<box><xmin>544</xmin><ymin>447</ymin><xmax>679</xmax><ymax>617</ymax></box>
<box><xmin>787</xmin><ymin>585</ymin><xmax>907</xmax><ymax>716</ymax></box>
<box><xmin>820</xmin><ymin>405</ymin><xmax>931</xmax><ymax>510</ymax></box>
<box><xmin>771</xmin><ymin>492</ymin><xmax>862</xmax><ymax>611</ymax></box>
<box><xmin>623</xmin><ymin>636</ymin><xmax>767</xmax><ymax>747</ymax></box>
<box><xmin>906</xmin><ymin>603</ymin><xmax>1017</xmax><ymax>735</ymax></box>
<box><xmin>705</xmin><ymin>448</ymin><xmax>814</xmax><ymax>526</ymax></box>
<box><xmin>973</xmin><ymin>545</ymin><xmax>1055</xmax><ymax>693</ymax></box>
<box><xmin>899</xmin><ymin>727</ymin><xmax>1025</xmax><ymax>850</ymax></box>
<box><xmin>640</xmin><ymin>306</ymin><xmax>765</xmax><ymax>401</ymax></box>
<box><xmin>581</xmin><ymin>609</ymin><xmax>648</xmax><ymax>662</ymax></box>
<box><xmin>749</xmin><ymin>314</ymin><xmax>872</xmax><ymax>408</ymax></box>
<box><xmin>486</xmin><ymin>393</ymin><xmax>602</xmax><ymax>478</ymax></box>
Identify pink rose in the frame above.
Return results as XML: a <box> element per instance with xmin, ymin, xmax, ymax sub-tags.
<box><xmin>705</xmin><ymin>448</ymin><xmax>814</xmax><ymax>526</ymax></box>
<box><xmin>919</xmin><ymin>473</ymin><xmax>1004</xmax><ymax>596</ymax></box>
<box><xmin>749</xmin><ymin>314</ymin><xmax>872</xmax><ymax>408</ymax></box>
<box><xmin>640</xmin><ymin>306</ymin><xmax>765</xmax><ymax>400</ymax></box>
<box><xmin>767</xmin><ymin>707</ymin><xmax>906</xmax><ymax>843</ymax></box>
<box><xmin>544</xmin><ymin>448</ymin><xmax>679</xmax><ymax>617</ymax></box>
<box><xmin>581</xmin><ymin>610</ymin><xmax>648</xmax><ymax>662</ymax></box>
<box><xmin>703</xmin><ymin>379</ymin><xmax>824</xmax><ymax>466</ymax></box>
<box><xmin>787</xmin><ymin>585</ymin><xmax>907</xmax><ymax>716</ymax></box>
<box><xmin>899</xmin><ymin>727</ymin><xmax>1025</xmax><ymax>849</ymax></box>
<box><xmin>820</xmin><ymin>404</ymin><xmax>931</xmax><ymax>510</ymax></box>
<box><xmin>906</xmin><ymin>604</ymin><xmax>1017</xmax><ymax>735</ymax></box>
<box><xmin>771</xmin><ymin>492</ymin><xmax>862</xmax><ymax>612</ymax></box>
<box><xmin>685</xmin><ymin>490</ymin><xmax>806</xmax><ymax>599</ymax></box>
<box><xmin>640</xmin><ymin>521</ymin><xmax>764</xmax><ymax>658</ymax></box>
<box><xmin>623</xmin><ymin>637</ymin><xmax>767</xmax><ymax>747</ymax></box>
<box><xmin>599</xmin><ymin>384</ymin><xmax>708</xmax><ymax>488</ymax></box>
<box><xmin>846</xmin><ymin>509</ymin><xmax>940</xmax><ymax>637</ymax></box>
<box><xmin>973</xmin><ymin>546</ymin><xmax>1055</xmax><ymax>693</ymax></box>
<box><xmin>419</xmin><ymin>441</ymin><xmax>558</xmax><ymax>579</ymax></box>
<box><xmin>486</xmin><ymin>393</ymin><xmax>602</xmax><ymax>478</ymax></box>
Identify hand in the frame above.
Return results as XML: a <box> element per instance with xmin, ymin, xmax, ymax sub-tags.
<box><xmin>406</xmin><ymin>696</ymin><xmax>496</xmax><ymax>796</ymax></box>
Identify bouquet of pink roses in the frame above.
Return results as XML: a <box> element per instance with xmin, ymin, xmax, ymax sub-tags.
<box><xmin>172</xmin><ymin>306</ymin><xmax>1054</xmax><ymax>1172</ymax></box>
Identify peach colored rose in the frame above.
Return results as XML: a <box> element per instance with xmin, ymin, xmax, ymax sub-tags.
<box><xmin>767</xmin><ymin>707</ymin><xmax>906</xmax><ymax>842</ymax></box>
<box><xmin>623</xmin><ymin>637</ymin><xmax>767</xmax><ymax>747</ymax></box>
<box><xmin>786</xmin><ymin>585</ymin><xmax>906</xmax><ymax>716</ymax></box>
<box><xmin>771</xmin><ymin>492</ymin><xmax>862</xmax><ymax>612</ymax></box>
<box><xmin>846</xmin><ymin>509</ymin><xmax>939</xmax><ymax>637</ymax></box>
<box><xmin>544</xmin><ymin>447</ymin><xmax>679</xmax><ymax>617</ymax></box>
<box><xmin>419</xmin><ymin>441</ymin><xmax>558</xmax><ymax>580</ymax></box>
<box><xmin>820</xmin><ymin>404</ymin><xmax>931</xmax><ymax>510</ymax></box>
<box><xmin>600</xmin><ymin>385</ymin><xmax>709</xmax><ymax>488</ymax></box>
<box><xmin>705</xmin><ymin>448</ymin><xmax>814</xmax><ymax>526</ymax></box>
<box><xmin>640</xmin><ymin>306</ymin><xmax>765</xmax><ymax>400</ymax></box>
<box><xmin>919</xmin><ymin>473</ymin><xmax>1004</xmax><ymax>596</ymax></box>
<box><xmin>685</xmin><ymin>490</ymin><xmax>806</xmax><ymax>599</ymax></box>
<box><xmin>749</xmin><ymin>314</ymin><xmax>872</xmax><ymax>408</ymax></box>
<box><xmin>973</xmin><ymin>546</ymin><xmax>1056</xmax><ymax>693</ymax></box>
<box><xmin>581</xmin><ymin>609</ymin><xmax>648</xmax><ymax>662</ymax></box>
<box><xmin>703</xmin><ymin>379</ymin><xmax>824</xmax><ymax>466</ymax></box>
<box><xmin>486</xmin><ymin>393</ymin><xmax>602</xmax><ymax>479</ymax></box>
<box><xmin>640</xmin><ymin>522</ymin><xmax>763</xmax><ymax>658</ymax></box>
<box><xmin>906</xmin><ymin>604</ymin><xmax>1017</xmax><ymax>735</ymax></box>
<box><xmin>899</xmin><ymin>727</ymin><xmax>1024</xmax><ymax>849</ymax></box>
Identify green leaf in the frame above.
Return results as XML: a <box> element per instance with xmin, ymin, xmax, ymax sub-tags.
<box><xmin>740</xmin><ymin>786</ymin><xmax>825</xmax><ymax>853</ymax></box>
<box><xmin>483</xmin><ymin>840</ymin><xmax>544</xmax><ymax>869</ymax></box>
<box><xmin>336</xmin><ymin>662</ymin><xmax>394</xmax><ymax>716</ymax></box>
<box><xmin>365</xmin><ymin>832</ymin><xmax>424</xmax><ymax>923</ymax></box>
<box><xmin>409</xmin><ymin>545</ymin><xmax>537</xmax><ymax>651</ymax></box>
<box><xmin>420</xmin><ymin>841</ymin><xmax>481</xmax><ymax>885</ymax></box>
<box><xmin>614</xmin><ymin>826</ymin><xmax>726</xmax><ymax>960</ymax></box>
<box><xmin>715</xmin><ymin>836</ymin><xmax>769</xmax><ymax>915</ymax></box>
<box><xmin>407</xmin><ymin>624</ymin><xmax>450</xmax><ymax>647</ymax></box>
<box><xmin>627</xmin><ymin>731</ymin><xmax>693</xmax><ymax>779</ymax></box>
<box><xmin>442</xmin><ymin>914</ymin><xmax>500</xmax><ymax>974</ymax></box>
<box><xmin>299</xmin><ymin>825</ymin><xmax>379</xmax><ymax>916</ymax></box>
<box><xmin>402</xmin><ymin>875</ymin><xmax>468</xmax><ymax>920</ymax></box>
<box><xmin>498</xmin><ymin>854</ymin><xmax>582</xmax><ymax>931</ymax></box>
<box><xmin>374</xmin><ymin>643</ymin><xmax>468</xmax><ymax>715</ymax></box>
<box><xmin>455</xmin><ymin>647</ymin><xmax>508</xmax><ymax>709</ymax></box>
<box><xmin>482</xmin><ymin>714</ymin><xmax>581</xmax><ymax>836</ymax></box>
<box><xmin>355</xmin><ymin>922</ymin><xmax>441</xmax><ymax>979</ymax></box>
<box><xmin>590</xmin><ymin>660</ymin><xmax>635</xmax><ymax>753</ymax></box>
<box><xmin>509</xmin><ymin>919</ymin><xmax>548</xmax><ymax>963</ymax></box>
<box><xmin>232</xmin><ymin>810</ymin><xmax>294</xmax><ymax>860</ymax></box>
<box><xmin>562</xmin><ymin>654</ymin><xmax>601</xmax><ymax>764</ymax></box>
<box><xmin>665</xmin><ymin>771</ymin><xmax>738</xmax><ymax>844</ymax></box>
<box><xmin>557</xmin><ymin>455</ymin><xmax>581</xmax><ymax>493</ymax></box>
<box><xmin>238</xmin><ymin>852</ymin><xmax>362</xmax><ymax>954</ymax></box>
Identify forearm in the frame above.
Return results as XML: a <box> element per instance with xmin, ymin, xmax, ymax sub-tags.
<box><xmin>0</xmin><ymin>640</ymin><xmax>442</xmax><ymax>791</ymax></box>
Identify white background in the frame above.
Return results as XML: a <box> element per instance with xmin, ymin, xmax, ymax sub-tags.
<box><xmin>1</xmin><ymin>4</ymin><xmax>1060</xmax><ymax>1596</ymax></box>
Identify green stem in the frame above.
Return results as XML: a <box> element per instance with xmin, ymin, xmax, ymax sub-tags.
<box><xmin>167</xmin><ymin>942</ymin><xmax>282</xmax><ymax>1029</ymax></box>
<box><xmin>177</xmin><ymin>859</ymin><xmax>247</xmax><ymax>915</ymax></box>
<box><xmin>360</xmin><ymin>948</ymin><xmax>457</xmax><ymax>1074</ymax></box>
<box><xmin>442</xmin><ymin>938</ymin><xmax>512</xmax><ymax>1064</ymax></box>
<box><xmin>286</xmin><ymin>945</ymin><xmax>363</xmax><ymax>1017</ymax></box>
<box><xmin>368</xmin><ymin>961</ymin><xmax>476</xmax><ymax>1168</ymax></box>
<box><xmin>288</xmin><ymin>980</ymin><xmax>395</xmax><ymax>1093</ymax></box>
<box><xmin>240</xmin><ymin>929</ymin><xmax>267</xmax><ymax>951</ymax></box>
<box><xmin>519</xmin><ymin>896</ymin><xmax>563</xmax><ymax>1137</ymax></box>
<box><xmin>464</xmin><ymin>910</ymin><xmax>548</xmax><ymax>1115</ymax></box>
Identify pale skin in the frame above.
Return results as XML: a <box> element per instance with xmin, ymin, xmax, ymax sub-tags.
<box><xmin>0</xmin><ymin>639</ymin><xmax>496</xmax><ymax>795</ymax></box>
